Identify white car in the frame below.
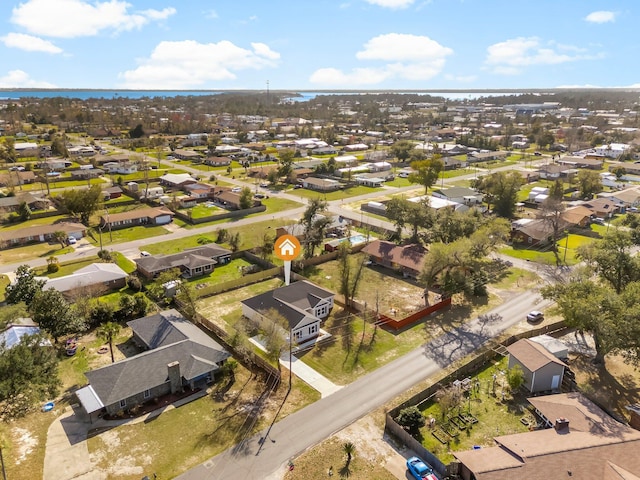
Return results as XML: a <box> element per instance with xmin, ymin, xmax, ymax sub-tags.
<box><xmin>67</xmin><ymin>236</ymin><xmax>77</xmax><ymax>245</ymax></box>
<box><xmin>231</xmin><ymin>187</ymin><xmax>242</xmax><ymax>193</ymax></box>
<box><xmin>527</xmin><ymin>311</ymin><xmax>544</xmax><ymax>323</ymax></box>
<box><xmin>140</xmin><ymin>251</ymin><xmax>151</xmax><ymax>257</ymax></box>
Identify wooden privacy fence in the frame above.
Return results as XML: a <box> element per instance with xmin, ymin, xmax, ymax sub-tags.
<box><xmin>377</xmin><ymin>297</ymin><xmax>452</xmax><ymax>330</ymax></box>
<box><xmin>385</xmin><ymin>320</ymin><xmax>570</xmax><ymax>475</ymax></box>
<box><xmin>175</xmin><ymin>300</ymin><xmax>281</xmax><ymax>387</ymax></box>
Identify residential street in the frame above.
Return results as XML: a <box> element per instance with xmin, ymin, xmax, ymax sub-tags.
<box><xmin>177</xmin><ymin>289</ymin><xmax>554</xmax><ymax>480</ymax></box>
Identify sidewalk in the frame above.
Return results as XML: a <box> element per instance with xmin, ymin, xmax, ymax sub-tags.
<box><xmin>249</xmin><ymin>335</ymin><xmax>343</xmax><ymax>398</ymax></box>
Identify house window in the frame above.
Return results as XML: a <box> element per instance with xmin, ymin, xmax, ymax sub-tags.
<box><xmin>119</xmin><ymin>399</ymin><xmax>126</xmax><ymax>408</ymax></box>
<box><xmin>316</xmin><ymin>304</ymin><xmax>329</xmax><ymax>318</ymax></box>
<box><xmin>310</xmin><ymin>324</ymin><xmax>318</xmax><ymax>334</ymax></box>
<box><xmin>294</xmin><ymin>330</ymin><xmax>302</xmax><ymax>340</ymax></box>
<box><xmin>143</xmin><ymin>389</ymin><xmax>150</xmax><ymax>399</ymax></box>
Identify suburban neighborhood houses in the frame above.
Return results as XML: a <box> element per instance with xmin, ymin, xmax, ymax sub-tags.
<box><xmin>1</xmin><ymin>89</ymin><xmax>640</xmax><ymax>480</ymax></box>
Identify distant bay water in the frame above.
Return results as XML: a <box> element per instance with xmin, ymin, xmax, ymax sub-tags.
<box><xmin>0</xmin><ymin>89</ymin><xmax>529</xmax><ymax>102</ymax></box>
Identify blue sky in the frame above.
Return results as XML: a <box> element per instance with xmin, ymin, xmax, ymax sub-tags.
<box><xmin>0</xmin><ymin>0</ymin><xmax>638</xmax><ymax>90</ymax></box>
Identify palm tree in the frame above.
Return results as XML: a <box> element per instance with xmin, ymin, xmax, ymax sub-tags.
<box><xmin>97</xmin><ymin>321</ymin><xmax>121</xmax><ymax>363</ymax></box>
<box><xmin>342</xmin><ymin>442</ymin><xmax>355</xmax><ymax>465</ymax></box>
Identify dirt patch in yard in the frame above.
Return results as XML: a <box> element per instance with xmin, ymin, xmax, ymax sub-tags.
<box><xmin>12</xmin><ymin>427</ymin><xmax>38</xmax><ymax>465</ymax></box>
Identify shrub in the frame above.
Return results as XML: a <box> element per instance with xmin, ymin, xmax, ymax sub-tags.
<box><xmin>396</xmin><ymin>406</ymin><xmax>425</xmax><ymax>433</ymax></box>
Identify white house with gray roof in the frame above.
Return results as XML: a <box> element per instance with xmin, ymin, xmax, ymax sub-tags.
<box><xmin>241</xmin><ymin>280</ymin><xmax>334</xmax><ymax>343</ymax></box>
<box><xmin>75</xmin><ymin>309</ymin><xmax>229</xmax><ymax>420</ymax></box>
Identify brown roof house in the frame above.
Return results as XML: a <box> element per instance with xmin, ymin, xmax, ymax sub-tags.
<box><xmin>506</xmin><ymin>338</ymin><xmax>567</xmax><ymax>393</ymax></box>
<box><xmin>75</xmin><ymin>309</ymin><xmax>230</xmax><ymax>420</ymax></box>
<box><xmin>453</xmin><ymin>392</ymin><xmax>640</xmax><ymax>480</ymax></box>
<box><xmin>135</xmin><ymin>244</ymin><xmax>232</xmax><ymax>279</ymax></box>
<box><xmin>511</xmin><ymin>219</ymin><xmax>556</xmax><ymax>247</ymax></box>
<box><xmin>0</xmin><ymin>221</ymin><xmax>86</xmax><ymax>247</ymax></box>
<box><xmin>362</xmin><ymin>240</ymin><xmax>427</xmax><ymax>279</ymax></box>
<box><xmin>241</xmin><ymin>280</ymin><xmax>334</xmax><ymax>344</ymax></box>
<box><xmin>99</xmin><ymin>207</ymin><xmax>174</xmax><ymax>230</ymax></box>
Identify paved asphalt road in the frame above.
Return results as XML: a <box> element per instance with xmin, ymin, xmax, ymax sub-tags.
<box><xmin>177</xmin><ymin>289</ymin><xmax>554</xmax><ymax>480</ymax></box>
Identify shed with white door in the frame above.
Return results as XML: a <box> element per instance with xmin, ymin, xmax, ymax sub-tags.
<box><xmin>507</xmin><ymin>338</ymin><xmax>567</xmax><ymax>393</ymax></box>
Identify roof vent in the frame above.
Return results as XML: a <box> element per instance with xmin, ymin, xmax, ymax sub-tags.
<box><xmin>555</xmin><ymin>417</ymin><xmax>570</xmax><ymax>431</ymax></box>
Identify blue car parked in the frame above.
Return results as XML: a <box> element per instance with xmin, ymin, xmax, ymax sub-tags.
<box><xmin>406</xmin><ymin>456</ymin><xmax>438</xmax><ymax>480</ymax></box>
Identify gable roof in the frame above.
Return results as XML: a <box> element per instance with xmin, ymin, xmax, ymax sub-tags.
<box><xmin>134</xmin><ymin>244</ymin><xmax>232</xmax><ymax>274</ymax></box>
<box><xmin>0</xmin><ymin>221</ymin><xmax>86</xmax><ymax>242</ymax></box>
<box><xmin>84</xmin><ymin>309</ymin><xmax>229</xmax><ymax>407</ymax></box>
<box><xmin>361</xmin><ymin>240</ymin><xmax>427</xmax><ymax>272</ymax></box>
<box><xmin>241</xmin><ymin>280</ymin><xmax>334</xmax><ymax>330</ymax></box>
<box><xmin>101</xmin><ymin>207</ymin><xmax>173</xmax><ymax>223</ymax></box>
<box><xmin>43</xmin><ymin>263</ymin><xmax>128</xmax><ymax>293</ymax></box>
<box><xmin>507</xmin><ymin>338</ymin><xmax>566</xmax><ymax>371</ymax></box>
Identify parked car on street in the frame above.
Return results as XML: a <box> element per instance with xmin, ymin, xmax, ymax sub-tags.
<box><xmin>527</xmin><ymin>310</ymin><xmax>544</xmax><ymax>323</ymax></box>
<box><xmin>406</xmin><ymin>456</ymin><xmax>437</xmax><ymax>480</ymax></box>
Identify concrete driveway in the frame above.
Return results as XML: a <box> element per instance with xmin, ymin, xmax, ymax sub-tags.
<box><xmin>43</xmin><ymin>408</ymin><xmax>105</xmax><ymax>480</ymax></box>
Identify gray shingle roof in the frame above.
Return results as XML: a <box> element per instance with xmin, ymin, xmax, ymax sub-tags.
<box><xmin>134</xmin><ymin>244</ymin><xmax>232</xmax><ymax>275</ymax></box>
<box><xmin>241</xmin><ymin>280</ymin><xmax>334</xmax><ymax>330</ymax></box>
<box><xmin>85</xmin><ymin>309</ymin><xmax>228</xmax><ymax>407</ymax></box>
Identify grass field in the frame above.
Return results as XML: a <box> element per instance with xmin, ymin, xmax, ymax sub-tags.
<box><xmin>291</xmin><ymin>185</ymin><xmax>384</xmax><ymax>201</ymax></box>
<box><xmin>500</xmin><ymin>231</ymin><xmax>598</xmax><ymax>266</ymax></box>
<box><xmin>0</xmin><ymin>242</ymin><xmax>73</xmax><ymax>265</ymax></box>
<box><xmin>146</xmin><ymin>218</ymin><xmax>297</xmax><ymax>254</ymax></box>
<box><xmin>87</xmin><ymin>225</ymin><xmax>170</xmax><ymax>246</ymax></box>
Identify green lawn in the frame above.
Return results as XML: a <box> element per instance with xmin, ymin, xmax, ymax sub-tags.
<box><xmin>261</xmin><ymin>196</ymin><xmax>303</xmax><ymax>212</ymax></box>
<box><xmin>299</xmin><ymin>310</ymin><xmax>428</xmax><ymax>384</ymax></box>
<box><xmin>88</xmin><ymin>225</ymin><xmax>170</xmax><ymax>246</ymax></box>
<box><xmin>186</xmin><ymin>258</ymin><xmax>254</xmax><ymax>286</ymax></box>
<box><xmin>180</xmin><ymin>204</ymin><xmax>224</xmax><ymax>219</ymax></box>
<box><xmin>0</xmin><ymin>214</ymin><xmax>72</xmax><ymax>231</ymax></box>
<box><xmin>0</xmin><ymin>243</ymin><xmax>73</xmax><ymax>265</ymax></box>
<box><xmin>499</xmin><ymin>231</ymin><xmax>596</xmax><ymax>266</ymax></box>
<box><xmin>384</xmin><ymin>177</ymin><xmax>412</xmax><ymax>187</ymax></box>
<box><xmin>34</xmin><ymin>257</ymin><xmax>99</xmax><ymax>277</ymax></box>
<box><xmin>112</xmin><ymin>252</ymin><xmax>137</xmax><ymax>273</ymax></box>
<box><xmin>291</xmin><ymin>185</ymin><xmax>385</xmax><ymax>201</ymax></box>
<box><xmin>146</xmin><ymin>218</ymin><xmax>296</xmax><ymax>254</ymax></box>
<box><xmin>416</xmin><ymin>357</ymin><xmax>531</xmax><ymax>463</ymax></box>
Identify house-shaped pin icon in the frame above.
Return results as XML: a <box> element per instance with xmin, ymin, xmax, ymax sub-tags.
<box><xmin>278</xmin><ymin>238</ymin><xmax>296</xmax><ymax>256</ymax></box>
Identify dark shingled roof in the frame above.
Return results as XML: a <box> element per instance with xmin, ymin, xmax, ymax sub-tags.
<box><xmin>241</xmin><ymin>280</ymin><xmax>334</xmax><ymax>330</ymax></box>
<box><xmin>84</xmin><ymin>309</ymin><xmax>229</xmax><ymax>407</ymax></box>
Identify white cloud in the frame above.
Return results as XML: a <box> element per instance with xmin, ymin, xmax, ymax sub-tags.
<box><xmin>356</xmin><ymin>33</ymin><xmax>452</xmax><ymax>61</ymax></box>
<box><xmin>1</xmin><ymin>32</ymin><xmax>62</xmax><ymax>54</ymax></box>
<box><xmin>485</xmin><ymin>37</ymin><xmax>598</xmax><ymax>74</ymax></box>
<box><xmin>11</xmin><ymin>0</ymin><xmax>176</xmax><ymax>38</ymax></box>
<box><xmin>311</xmin><ymin>33</ymin><xmax>452</xmax><ymax>86</ymax></box>
<box><xmin>309</xmin><ymin>67</ymin><xmax>391</xmax><ymax>86</ymax></box>
<box><xmin>364</xmin><ymin>0</ymin><xmax>415</xmax><ymax>8</ymax></box>
<box><xmin>444</xmin><ymin>74</ymin><xmax>477</xmax><ymax>83</ymax></box>
<box><xmin>0</xmin><ymin>70</ymin><xmax>56</xmax><ymax>88</ymax></box>
<box><xmin>118</xmin><ymin>40</ymin><xmax>280</xmax><ymax>89</ymax></box>
<box><xmin>204</xmin><ymin>9</ymin><xmax>218</xmax><ymax>19</ymax></box>
<box><xmin>585</xmin><ymin>11</ymin><xmax>616</xmax><ymax>23</ymax></box>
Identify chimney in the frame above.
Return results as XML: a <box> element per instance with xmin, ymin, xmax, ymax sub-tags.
<box><xmin>167</xmin><ymin>361</ymin><xmax>182</xmax><ymax>394</ymax></box>
<box><xmin>554</xmin><ymin>417</ymin><xmax>570</xmax><ymax>432</ymax></box>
